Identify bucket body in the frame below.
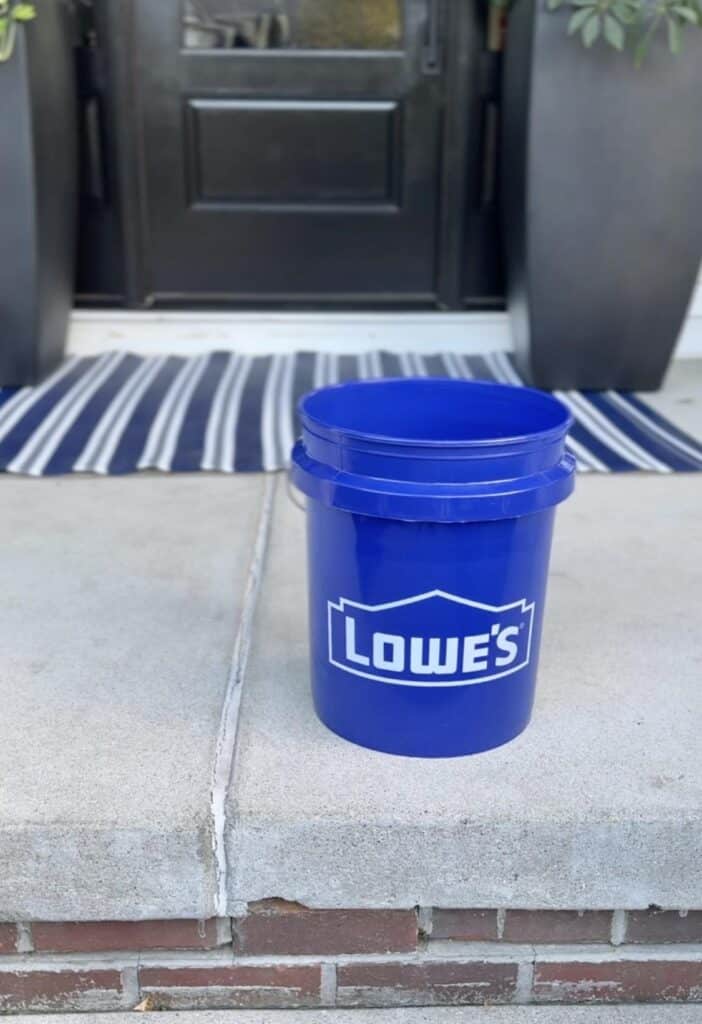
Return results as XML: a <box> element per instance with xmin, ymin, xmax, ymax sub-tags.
<box><xmin>292</xmin><ymin>378</ymin><xmax>574</xmax><ymax>758</ymax></box>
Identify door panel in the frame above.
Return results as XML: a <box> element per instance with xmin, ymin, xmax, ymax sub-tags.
<box><xmin>133</xmin><ymin>0</ymin><xmax>445</xmax><ymax>303</ymax></box>
<box><xmin>188</xmin><ymin>100</ymin><xmax>400</xmax><ymax>205</ymax></box>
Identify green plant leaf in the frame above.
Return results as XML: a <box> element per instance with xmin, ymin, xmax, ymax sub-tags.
<box><xmin>634</xmin><ymin>19</ymin><xmax>657</xmax><ymax>65</ymax></box>
<box><xmin>569</xmin><ymin>6</ymin><xmax>596</xmax><ymax>31</ymax></box>
<box><xmin>604</xmin><ymin>11</ymin><xmax>626</xmax><ymax>45</ymax></box>
<box><xmin>582</xmin><ymin>12</ymin><xmax>601</xmax><ymax>43</ymax></box>
<box><xmin>11</xmin><ymin>3</ymin><xmax>35</xmax><ymax>21</ymax></box>
<box><xmin>0</xmin><ymin>14</ymin><xmax>14</xmax><ymax>61</ymax></box>
<box><xmin>547</xmin><ymin>0</ymin><xmax>695</xmax><ymax>60</ymax></box>
<box><xmin>667</xmin><ymin>13</ymin><xmax>682</xmax><ymax>49</ymax></box>
<box><xmin>672</xmin><ymin>4</ymin><xmax>699</xmax><ymax>21</ymax></box>
<box><xmin>612</xmin><ymin>0</ymin><xmax>638</xmax><ymax>21</ymax></box>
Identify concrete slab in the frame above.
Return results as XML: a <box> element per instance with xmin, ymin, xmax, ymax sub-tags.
<box><xmin>0</xmin><ymin>475</ymin><xmax>266</xmax><ymax>920</ymax></box>
<box><xmin>228</xmin><ymin>474</ymin><xmax>702</xmax><ymax>909</ymax></box>
<box><xmin>22</xmin><ymin>1009</ymin><xmax>702</xmax><ymax>1022</ymax></box>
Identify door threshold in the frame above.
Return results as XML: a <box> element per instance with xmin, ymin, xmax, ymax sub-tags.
<box><xmin>69</xmin><ymin>304</ymin><xmax>702</xmax><ymax>358</ymax></box>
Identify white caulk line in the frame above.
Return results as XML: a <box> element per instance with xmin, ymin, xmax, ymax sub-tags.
<box><xmin>417</xmin><ymin>907</ymin><xmax>433</xmax><ymax>938</ymax></box>
<box><xmin>320</xmin><ymin>962</ymin><xmax>337</xmax><ymax>1006</ymax></box>
<box><xmin>515</xmin><ymin>952</ymin><xmax>536</xmax><ymax>1004</ymax></box>
<box><xmin>121</xmin><ymin>960</ymin><xmax>140</xmax><ymax>1008</ymax></box>
<box><xmin>611</xmin><ymin>909</ymin><xmax>627</xmax><ymax>945</ymax></box>
<box><xmin>210</xmin><ymin>474</ymin><xmax>276</xmax><ymax>917</ymax></box>
<box><xmin>15</xmin><ymin>923</ymin><xmax>33</xmax><ymax>953</ymax></box>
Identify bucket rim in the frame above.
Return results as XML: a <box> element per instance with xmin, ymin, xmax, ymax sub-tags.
<box><xmin>297</xmin><ymin>377</ymin><xmax>573</xmax><ymax>451</ymax></box>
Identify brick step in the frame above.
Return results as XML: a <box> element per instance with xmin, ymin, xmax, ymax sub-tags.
<box><xmin>16</xmin><ymin>1008</ymin><xmax>702</xmax><ymax>1023</ymax></box>
<box><xmin>2</xmin><ymin>462</ymin><xmax>702</xmax><ymax>1016</ymax></box>
<box><xmin>1</xmin><ymin>943</ymin><xmax>701</xmax><ymax>1012</ymax></box>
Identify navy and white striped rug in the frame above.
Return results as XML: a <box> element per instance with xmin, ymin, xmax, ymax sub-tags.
<box><xmin>0</xmin><ymin>350</ymin><xmax>700</xmax><ymax>476</ymax></box>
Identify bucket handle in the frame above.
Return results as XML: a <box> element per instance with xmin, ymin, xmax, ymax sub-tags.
<box><xmin>286</xmin><ymin>471</ymin><xmax>306</xmax><ymax>512</ymax></box>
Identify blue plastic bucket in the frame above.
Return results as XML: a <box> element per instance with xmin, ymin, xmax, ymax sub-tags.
<box><xmin>291</xmin><ymin>377</ymin><xmax>575</xmax><ymax>758</ymax></box>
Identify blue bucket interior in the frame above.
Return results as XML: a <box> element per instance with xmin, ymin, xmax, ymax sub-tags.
<box><xmin>301</xmin><ymin>378</ymin><xmax>570</xmax><ymax>446</ymax></box>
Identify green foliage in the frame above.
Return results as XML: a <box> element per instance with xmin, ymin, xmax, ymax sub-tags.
<box><xmin>12</xmin><ymin>3</ymin><xmax>36</xmax><ymax>20</ymax></box>
<box><xmin>0</xmin><ymin>0</ymin><xmax>36</xmax><ymax>62</ymax></box>
<box><xmin>297</xmin><ymin>0</ymin><xmax>401</xmax><ymax>50</ymax></box>
<box><xmin>546</xmin><ymin>0</ymin><xmax>702</xmax><ymax>63</ymax></box>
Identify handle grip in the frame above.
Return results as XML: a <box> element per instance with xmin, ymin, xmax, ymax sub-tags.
<box><xmin>421</xmin><ymin>0</ymin><xmax>442</xmax><ymax>75</ymax></box>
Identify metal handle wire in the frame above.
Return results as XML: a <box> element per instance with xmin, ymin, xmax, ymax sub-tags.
<box><xmin>286</xmin><ymin>471</ymin><xmax>306</xmax><ymax>512</ymax></box>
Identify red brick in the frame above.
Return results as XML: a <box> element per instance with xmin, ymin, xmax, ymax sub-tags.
<box><xmin>626</xmin><ymin>910</ymin><xmax>702</xmax><ymax>944</ymax></box>
<box><xmin>236</xmin><ymin>901</ymin><xmax>417</xmax><ymax>955</ymax></box>
<box><xmin>139</xmin><ymin>964</ymin><xmax>320</xmax><ymax>1009</ymax></box>
<box><xmin>431</xmin><ymin>910</ymin><xmax>498</xmax><ymax>942</ymax></box>
<box><xmin>32</xmin><ymin>919</ymin><xmax>225</xmax><ymax>953</ymax></box>
<box><xmin>0</xmin><ymin>970</ymin><xmax>122</xmax><ymax>1012</ymax></box>
<box><xmin>0</xmin><ymin>925</ymin><xmax>17</xmax><ymax>955</ymax></box>
<box><xmin>533</xmin><ymin>960</ymin><xmax>702</xmax><ymax>1003</ymax></box>
<box><xmin>503</xmin><ymin>911</ymin><xmax>612</xmax><ymax>944</ymax></box>
<box><xmin>337</xmin><ymin>960</ymin><xmax>517</xmax><ymax>1006</ymax></box>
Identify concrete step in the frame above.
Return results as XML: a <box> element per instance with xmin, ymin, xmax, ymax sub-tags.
<box><xmin>1</xmin><ymin>473</ymin><xmax>701</xmax><ymax>916</ymax></box>
<box><xmin>20</xmin><ymin>1008</ymin><xmax>702</xmax><ymax>1023</ymax></box>
<box><xmin>228</xmin><ymin>472</ymin><xmax>702</xmax><ymax>909</ymax></box>
<box><xmin>0</xmin><ymin>474</ymin><xmax>269</xmax><ymax>920</ymax></box>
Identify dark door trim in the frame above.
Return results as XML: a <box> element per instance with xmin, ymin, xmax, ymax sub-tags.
<box><xmin>435</xmin><ymin>0</ymin><xmax>483</xmax><ymax>310</ymax></box>
<box><xmin>100</xmin><ymin>0</ymin><xmax>151</xmax><ymax>307</ymax></box>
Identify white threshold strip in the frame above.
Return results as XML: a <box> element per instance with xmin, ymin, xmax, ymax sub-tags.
<box><xmin>69</xmin><ymin>296</ymin><xmax>702</xmax><ymax>359</ymax></box>
<box><xmin>69</xmin><ymin>310</ymin><xmax>511</xmax><ymax>357</ymax></box>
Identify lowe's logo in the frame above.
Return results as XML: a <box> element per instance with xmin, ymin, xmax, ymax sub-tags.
<box><xmin>328</xmin><ymin>590</ymin><xmax>535</xmax><ymax>688</ymax></box>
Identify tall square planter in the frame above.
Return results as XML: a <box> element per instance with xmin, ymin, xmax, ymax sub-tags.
<box><xmin>501</xmin><ymin>0</ymin><xmax>702</xmax><ymax>391</ymax></box>
<box><xmin>0</xmin><ymin>0</ymin><xmax>78</xmax><ymax>386</ymax></box>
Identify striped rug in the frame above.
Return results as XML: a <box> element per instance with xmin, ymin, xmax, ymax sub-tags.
<box><xmin>0</xmin><ymin>351</ymin><xmax>700</xmax><ymax>476</ymax></box>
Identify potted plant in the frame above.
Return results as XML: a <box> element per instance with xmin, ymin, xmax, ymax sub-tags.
<box><xmin>0</xmin><ymin>0</ymin><xmax>77</xmax><ymax>386</ymax></box>
<box><xmin>500</xmin><ymin>0</ymin><xmax>702</xmax><ymax>390</ymax></box>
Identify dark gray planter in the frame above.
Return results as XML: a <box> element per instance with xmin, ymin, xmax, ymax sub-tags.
<box><xmin>0</xmin><ymin>0</ymin><xmax>77</xmax><ymax>386</ymax></box>
<box><xmin>501</xmin><ymin>0</ymin><xmax>702</xmax><ymax>391</ymax></box>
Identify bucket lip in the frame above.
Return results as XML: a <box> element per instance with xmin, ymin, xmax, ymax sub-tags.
<box><xmin>298</xmin><ymin>377</ymin><xmax>573</xmax><ymax>451</ymax></box>
<box><xmin>291</xmin><ymin>441</ymin><xmax>576</xmax><ymax>522</ymax></box>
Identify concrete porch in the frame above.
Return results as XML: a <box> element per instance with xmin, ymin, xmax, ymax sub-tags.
<box><xmin>0</xmin><ymin>360</ymin><xmax>700</xmax><ymax>1012</ymax></box>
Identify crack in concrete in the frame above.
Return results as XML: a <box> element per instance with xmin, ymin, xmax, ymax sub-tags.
<box><xmin>210</xmin><ymin>474</ymin><xmax>277</xmax><ymax>917</ymax></box>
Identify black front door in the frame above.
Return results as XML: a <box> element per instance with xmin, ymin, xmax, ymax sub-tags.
<box><xmin>128</xmin><ymin>0</ymin><xmax>449</xmax><ymax>305</ymax></box>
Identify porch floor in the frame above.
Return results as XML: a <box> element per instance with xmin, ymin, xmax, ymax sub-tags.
<box><xmin>1</xmin><ymin>360</ymin><xmax>700</xmax><ymax>920</ymax></box>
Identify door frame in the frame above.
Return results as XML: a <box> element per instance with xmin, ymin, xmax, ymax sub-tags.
<box><xmin>99</xmin><ymin>0</ymin><xmax>483</xmax><ymax>310</ymax></box>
